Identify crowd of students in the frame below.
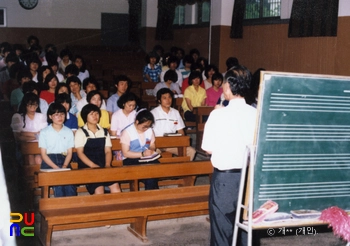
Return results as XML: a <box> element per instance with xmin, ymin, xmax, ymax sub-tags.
<box><xmin>2</xmin><ymin>37</ymin><xmax>261</xmax><ymax>199</ymax></box>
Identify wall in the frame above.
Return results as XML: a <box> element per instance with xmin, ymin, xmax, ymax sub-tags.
<box><xmin>0</xmin><ymin>0</ymin><xmax>128</xmax><ymax>47</ymax></box>
<box><xmin>211</xmin><ymin>16</ymin><xmax>350</xmax><ymax>77</ymax></box>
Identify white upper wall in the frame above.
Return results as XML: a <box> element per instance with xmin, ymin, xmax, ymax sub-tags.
<box><xmin>339</xmin><ymin>0</ymin><xmax>350</xmax><ymax>16</ymax></box>
<box><xmin>2</xmin><ymin>0</ymin><xmax>129</xmax><ymax>29</ymax></box>
<box><xmin>142</xmin><ymin>0</ymin><xmax>157</xmax><ymax>27</ymax></box>
<box><xmin>2</xmin><ymin>0</ymin><xmax>349</xmax><ymax>29</ymax></box>
<box><xmin>210</xmin><ymin>0</ymin><xmax>348</xmax><ymax>26</ymax></box>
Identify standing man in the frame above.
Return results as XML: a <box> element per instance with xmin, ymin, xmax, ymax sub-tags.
<box><xmin>202</xmin><ymin>65</ymin><xmax>257</xmax><ymax>246</ymax></box>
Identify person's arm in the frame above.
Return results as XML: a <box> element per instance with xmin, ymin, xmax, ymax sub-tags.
<box><xmin>76</xmin><ymin>147</ymin><xmax>100</xmax><ymax>168</ymax></box>
<box><xmin>185</xmin><ymin>98</ymin><xmax>193</xmax><ymax>112</ymax></box>
<box><xmin>200</xmin><ymin>98</ymin><xmax>206</xmax><ymax>106</ymax></box>
<box><xmin>40</xmin><ymin>148</ymin><xmax>60</xmax><ymax>169</ymax></box>
<box><xmin>145</xmin><ymin>73</ymin><xmax>154</xmax><ymax>83</ymax></box>
<box><xmin>62</xmin><ymin>148</ymin><xmax>73</xmax><ymax>168</ymax></box>
<box><xmin>177</xmin><ymin>129</ymin><xmax>185</xmax><ymax>135</ymax></box>
<box><xmin>104</xmin><ymin>146</ymin><xmax>112</xmax><ymax>167</ymax></box>
<box><xmin>121</xmin><ymin>143</ymin><xmax>144</xmax><ymax>158</ymax></box>
<box><xmin>19</xmin><ymin>131</ymin><xmax>37</xmax><ymax>142</ymax></box>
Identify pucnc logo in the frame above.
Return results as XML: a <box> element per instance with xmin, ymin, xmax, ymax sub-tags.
<box><xmin>9</xmin><ymin>212</ymin><xmax>35</xmax><ymax>237</ymax></box>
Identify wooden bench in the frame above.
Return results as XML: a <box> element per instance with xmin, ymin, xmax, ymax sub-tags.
<box><xmin>36</xmin><ymin>161</ymin><xmax>213</xmax><ymax>245</ymax></box>
<box><xmin>140</xmin><ymin>82</ymin><xmax>157</xmax><ymax>109</ymax></box>
<box><xmin>193</xmin><ymin>106</ymin><xmax>214</xmax><ymax>153</ymax></box>
<box><xmin>21</xmin><ymin>136</ymin><xmax>192</xmax><ymax>194</ymax></box>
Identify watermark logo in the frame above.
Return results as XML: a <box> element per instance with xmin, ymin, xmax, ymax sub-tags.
<box><xmin>10</xmin><ymin>212</ymin><xmax>34</xmax><ymax>237</ymax></box>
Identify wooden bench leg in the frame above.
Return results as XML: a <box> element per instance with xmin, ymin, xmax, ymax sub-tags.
<box><xmin>181</xmin><ymin>176</ymin><xmax>196</xmax><ymax>186</ymax></box>
<box><xmin>130</xmin><ymin>179</ymin><xmax>139</xmax><ymax>191</ymax></box>
<box><xmin>127</xmin><ymin>216</ymin><xmax>148</xmax><ymax>242</ymax></box>
<box><xmin>39</xmin><ymin>217</ymin><xmax>53</xmax><ymax>246</ymax></box>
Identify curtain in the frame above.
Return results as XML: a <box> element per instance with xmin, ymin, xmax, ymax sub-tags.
<box><xmin>230</xmin><ymin>0</ymin><xmax>246</xmax><ymax>39</ymax></box>
<box><xmin>129</xmin><ymin>0</ymin><xmax>141</xmax><ymax>42</ymax></box>
<box><xmin>156</xmin><ymin>0</ymin><xmax>177</xmax><ymax>40</ymax></box>
<box><xmin>155</xmin><ymin>0</ymin><xmax>210</xmax><ymax>40</ymax></box>
<box><xmin>288</xmin><ymin>0</ymin><xmax>339</xmax><ymax>37</ymax></box>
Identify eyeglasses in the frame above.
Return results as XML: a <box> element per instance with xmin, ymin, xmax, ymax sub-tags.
<box><xmin>52</xmin><ymin>112</ymin><xmax>65</xmax><ymax>118</ymax></box>
<box><xmin>26</xmin><ymin>104</ymin><xmax>38</xmax><ymax>108</ymax></box>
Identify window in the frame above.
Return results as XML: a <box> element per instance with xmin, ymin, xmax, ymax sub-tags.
<box><xmin>173</xmin><ymin>5</ymin><xmax>185</xmax><ymax>25</ymax></box>
<box><xmin>245</xmin><ymin>0</ymin><xmax>281</xmax><ymax>20</ymax></box>
<box><xmin>0</xmin><ymin>8</ymin><xmax>6</xmax><ymax>27</ymax></box>
<box><xmin>198</xmin><ymin>1</ymin><xmax>210</xmax><ymax>24</ymax></box>
<box><xmin>173</xmin><ymin>1</ymin><xmax>210</xmax><ymax>26</ymax></box>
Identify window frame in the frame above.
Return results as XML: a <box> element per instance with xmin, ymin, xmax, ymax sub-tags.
<box><xmin>0</xmin><ymin>8</ymin><xmax>6</xmax><ymax>27</ymax></box>
<box><xmin>173</xmin><ymin>2</ymin><xmax>210</xmax><ymax>29</ymax></box>
<box><xmin>243</xmin><ymin>0</ymin><xmax>284</xmax><ymax>25</ymax></box>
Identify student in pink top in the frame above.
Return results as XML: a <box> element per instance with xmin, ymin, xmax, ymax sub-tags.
<box><xmin>205</xmin><ymin>73</ymin><xmax>223</xmax><ymax>107</ymax></box>
<box><xmin>110</xmin><ymin>92</ymin><xmax>140</xmax><ymax>137</ymax></box>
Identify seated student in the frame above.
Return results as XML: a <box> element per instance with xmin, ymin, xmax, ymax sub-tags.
<box><xmin>152</xmin><ymin>44</ymin><xmax>164</xmax><ymax>67</ymax></box>
<box><xmin>11</xmin><ymin>93</ymin><xmax>48</xmax><ymax>165</ymax></box>
<box><xmin>160</xmin><ymin>56</ymin><xmax>183</xmax><ymax>87</ymax></box>
<box><xmin>66</xmin><ymin>76</ymin><xmax>85</xmax><ymax>115</ymax></box>
<box><xmin>74</xmin><ymin>55</ymin><xmax>90</xmax><ymax>83</ymax></box>
<box><xmin>58</xmin><ymin>48</ymin><xmax>73</xmax><ymax>76</ymax></box>
<box><xmin>206</xmin><ymin>72</ymin><xmax>223</xmax><ymax>107</ymax></box>
<box><xmin>203</xmin><ymin>64</ymin><xmax>219</xmax><ymax>90</ymax></box>
<box><xmin>75</xmin><ymin>104</ymin><xmax>121</xmax><ymax>195</ymax></box>
<box><xmin>178</xmin><ymin>55</ymin><xmax>193</xmax><ymax>80</ymax></box>
<box><xmin>153</xmin><ymin>70</ymin><xmax>181</xmax><ymax>97</ymax></box>
<box><xmin>181</xmin><ymin>63</ymin><xmax>205</xmax><ymax>94</ymax></box>
<box><xmin>120</xmin><ymin>109</ymin><xmax>159</xmax><ymax>190</ymax></box>
<box><xmin>39</xmin><ymin>103</ymin><xmax>76</xmax><ymax>197</ymax></box>
<box><xmin>76</xmin><ymin>77</ymin><xmax>106</xmax><ymax>112</ymax></box>
<box><xmin>37</xmin><ymin>65</ymin><xmax>53</xmax><ymax>85</ymax></box>
<box><xmin>176</xmin><ymin>47</ymin><xmax>185</xmax><ymax>69</ymax></box>
<box><xmin>63</xmin><ymin>63</ymin><xmax>79</xmax><ymax>83</ymax></box>
<box><xmin>26</xmin><ymin>54</ymin><xmax>41</xmax><ymax>83</ymax></box>
<box><xmin>151</xmin><ymin>88</ymin><xmax>196</xmax><ymax>161</ymax></box>
<box><xmin>10</xmin><ymin>68</ymin><xmax>32</xmax><ymax>112</ymax></box>
<box><xmin>55</xmin><ymin>93</ymin><xmax>78</xmax><ymax>133</ymax></box>
<box><xmin>55</xmin><ymin>82</ymin><xmax>71</xmax><ymax>96</ymax></box>
<box><xmin>0</xmin><ymin>52</ymin><xmax>19</xmax><ymax>88</ymax></box>
<box><xmin>189</xmin><ymin>48</ymin><xmax>200</xmax><ymax>64</ymax></box>
<box><xmin>110</xmin><ymin>92</ymin><xmax>139</xmax><ymax>137</ymax></box>
<box><xmin>1</xmin><ymin>62</ymin><xmax>21</xmax><ymax>102</ymax></box>
<box><xmin>77</xmin><ymin>90</ymin><xmax>110</xmax><ymax>129</ymax></box>
<box><xmin>182</xmin><ymin>71</ymin><xmax>207</xmax><ymax>122</ymax></box>
<box><xmin>143</xmin><ymin>51</ymin><xmax>161</xmax><ymax>83</ymax></box>
<box><xmin>106</xmin><ymin>75</ymin><xmax>131</xmax><ymax>119</ymax></box>
<box><xmin>22</xmin><ymin>81</ymin><xmax>49</xmax><ymax>115</ymax></box>
<box><xmin>46</xmin><ymin>52</ymin><xmax>64</xmax><ymax>82</ymax></box>
<box><xmin>222</xmin><ymin>56</ymin><xmax>239</xmax><ymax>77</ymax></box>
<box><xmin>40</xmin><ymin>73</ymin><xmax>58</xmax><ymax>104</ymax></box>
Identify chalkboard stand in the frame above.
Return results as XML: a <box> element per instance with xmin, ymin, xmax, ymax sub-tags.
<box><xmin>232</xmin><ymin>146</ymin><xmax>328</xmax><ymax>246</ymax></box>
<box><xmin>232</xmin><ymin>145</ymin><xmax>256</xmax><ymax>246</ymax></box>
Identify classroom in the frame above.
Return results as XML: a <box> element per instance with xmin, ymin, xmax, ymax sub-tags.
<box><xmin>0</xmin><ymin>0</ymin><xmax>349</xmax><ymax>245</ymax></box>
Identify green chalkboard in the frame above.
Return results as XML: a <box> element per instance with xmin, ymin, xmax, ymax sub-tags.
<box><xmin>253</xmin><ymin>72</ymin><xmax>350</xmax><ymax>213</ymax></box>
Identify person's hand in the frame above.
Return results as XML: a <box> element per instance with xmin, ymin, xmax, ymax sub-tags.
<box><xmin>90</xmin><ymin>163</ymin><xmax>100</xmax><ymax>168</ymax></box>
<box><xmin>143</xmin><ymin>149</ymin><xmax>154</xmax><ymax>157</ymax></box>
<box><xmin>214</xmin><ymin>104</ymin><xmax>224</xmax><ymax>110</ymax></box>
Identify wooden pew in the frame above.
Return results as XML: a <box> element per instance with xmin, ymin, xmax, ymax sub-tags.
<box><xmin>21</xmin><ymin>136</ymin><xmax>192</xmax><ymax>194</ymax></box>
<box><xmin>36</xmin><ymin>161</ymin><xmax>213</xmax><ymax>245</ymax></box>
<box><xmin>193</xmin><ymin>106</ymin><xmax>214</xmax><ymax>153</ymax></box>
<box><xmin>140</xmin><ymin>82</ymin><xmax>157</xmax><ymax>109</ymax></box>
<box><xmin>174</xmin><ymin>97</ymin><xmax>197</xmax><ymax>134</ymax></box>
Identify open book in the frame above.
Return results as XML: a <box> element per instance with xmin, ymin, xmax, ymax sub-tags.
<box><xmin>139</xmin><ymin>152</ymin><xmax>161</xmax><ymax>162</ymax></box>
